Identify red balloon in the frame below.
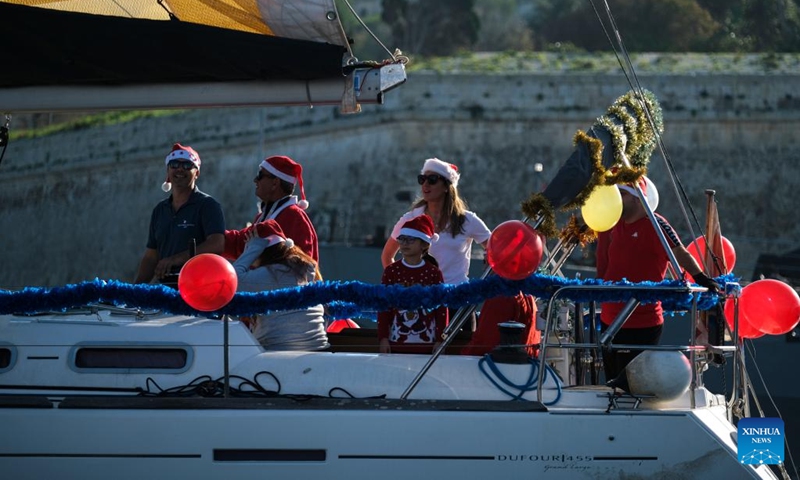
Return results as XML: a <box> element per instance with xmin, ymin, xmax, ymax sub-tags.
<box><xmin>486</xmin><ymin>220</ymin><xmax>543</xmax><ymax>280</ymax></box>
<box><xmin>327</xmin><ymin>319</ymin><xmax>361</xmax><ymax>333</ymax></box>
<box><xmin>687</xmin><ymin>236</ymin><xmax>736</xmax><ymax>276</ymax></box>
<box><xmin>724</xmin><ymin>297</ymin><xmax>764</xmax><ymax>339</ymax></box>
<box><xmin>739</xmin><ymin>279</ymin><xmax>800</xmax><ymax>335</ymax></box>
<box><xmin>178</xmin><ymin>254</ymin><xmax>238</xmax><ymax>312</ymax></box>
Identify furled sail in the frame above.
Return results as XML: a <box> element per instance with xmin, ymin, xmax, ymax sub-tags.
<box><xmin>0</xmin><ymin>1</ymin><xmax>406</xmax><ymax>112</ymax></box>
<box><xmin>4</xmin><ymin>0</ymin><xmax>349</xmax><ymax>45</ymax></box>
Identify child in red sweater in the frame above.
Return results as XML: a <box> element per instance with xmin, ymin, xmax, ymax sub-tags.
<box><xmin>378</xmin><ymin>214</ymin><xmax>448</xmax><ymax>354</ymax></box>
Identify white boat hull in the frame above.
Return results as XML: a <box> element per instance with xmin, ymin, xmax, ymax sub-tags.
<box><xmin>0</xmin><ymin>312</ymin><xmax>778</xmax><ymax>479</ymax></box>
<box><xmin>1</xmin><ymin>396</ymin><xmax>774</xmax><ymax>479</ymax></box>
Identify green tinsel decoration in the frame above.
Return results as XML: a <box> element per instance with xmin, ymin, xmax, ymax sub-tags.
<box><xmin>520</xmin><ymin>89</ymin><xmax>663</xmax><ymax>239</ymax></box>
<box><xmin>615</xmin><ymin>89</ymin><xmax>663</xmax><ymax>168</ymax></box>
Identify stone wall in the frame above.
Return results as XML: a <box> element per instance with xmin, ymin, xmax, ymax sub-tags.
<box><xmin>2</xmin><ymin>72</ymin><xmax>799</xmax><ymax>287</ymax></box>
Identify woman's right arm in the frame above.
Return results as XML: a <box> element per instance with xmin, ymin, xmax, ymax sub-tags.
<box><xmin>381</xmin><ymin>237</ymin><xmax>400</xmax><ymax>268</ymax></box>
<box><xmin>382</xmin><ymin>211</ymin><xmax>412</xmax><ymax>267</ymax></box>
<box><xmin>232</xmin><ymin>236</ymin><xmax>269</xmax><ymax>275</ymax></box>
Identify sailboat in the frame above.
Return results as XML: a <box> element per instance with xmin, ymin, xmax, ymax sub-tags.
<box><xmin>0</xmin><ymin>2</ymin><xmax>796</xmax><ymax>479</ymax></box>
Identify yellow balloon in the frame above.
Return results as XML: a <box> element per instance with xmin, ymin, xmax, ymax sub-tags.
<box><xmin>581</xmin><ymin>184</ymin><xmax>623</xmax><ymax>232</ymax></box>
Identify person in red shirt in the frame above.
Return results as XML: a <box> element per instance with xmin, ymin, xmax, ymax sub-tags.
<box><xmin>223</xmin><ymin>155</ymin><xmax>319</xmax><ymax>264</ymax></box>
<box><xmin>461</xmin><ymin>293</ymin><xmax>540</xmax><ymax>357</ymax></box>
<box><xmin>596</xmin><ymin>176</ymin><xmax>718</xmax><ymax>382</ymax></box>
<box><xmin>378</xmin><ymin>214</ymin><xmax>449</xmax><ymax>354</ymax></box>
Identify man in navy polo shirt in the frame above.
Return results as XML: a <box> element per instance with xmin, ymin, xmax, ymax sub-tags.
<box><xmin>134</xmin><ymin>143</ymin><xmax>225</xmax><ymax>286</ymax></box>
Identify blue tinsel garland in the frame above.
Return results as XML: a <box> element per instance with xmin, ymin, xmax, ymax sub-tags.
<box><xmin>0</xmin><ymin>274</ymin><xmax>733</xmax><ymax>317</ymax></box>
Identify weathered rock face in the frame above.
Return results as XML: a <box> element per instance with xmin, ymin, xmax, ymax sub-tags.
<box><xmin>1</xmin><ymin>73</ymin><xmax>798</xmax><ymax>287</ymax></box>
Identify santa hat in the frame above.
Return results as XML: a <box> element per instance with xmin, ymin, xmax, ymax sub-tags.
<box><xmin>398</xmin><ymin>214</ymin><xmax>439</xmax><ymax>244</ymax></box>
<box><xmin>421</xmin><ymin>158</ymin><xmax>460</xmax><ymax>188</ymax></box>
<box><xmin>161</xmin><ymin>143</ymin><xmax>201</xmax><ymax>193</ymax></box>
<box><xmin>254</xmin><ymin>219</ymin><xmax>295</xmax><ymax>249</ymax></box>
<box><xmin>259</xmin><ymin>155</ymin><xmax>308</xmax><ymax>209</ymax></box>
<box><xmin>164</xmin><ymin>143</ymin><xmax>201</xmax><ymax>169</ymax></box>
<box><xmin>618</xmin><ymin>175</ymin><xmax>659</xmax><ymax>211</ymax></box>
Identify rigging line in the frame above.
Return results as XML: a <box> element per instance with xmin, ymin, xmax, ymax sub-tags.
<box><xmin>601</xmin><ymin>0</ymin><xmax>708</xmax><ymax>248</ymax></box>
<box><xmin>651</xmin><ymin>140</ymin><xmax>706</xmax><ymax>261</ymax></box>
<box><xmin>592</xmin><ymin>0</ymin><xmax>706</xmax><ymax>251</ymax></box>
<box><xmin>339</xmin><ymin>0</ymin><xmax>396</xmax><ymax>62</ymax></box>
<box><xmin>597</xmin><ymin>1</ymin><xmax>641</xmax><ymax>93</ymax></box>
<box><xmin>596</xmin><ymin>0</ymin><xmax>660</xmax><ymax>142</ymax></box>
<box><xmin>588</xmin><ymin>1</ymin><xmax>633</xmax><ymax>88</ymax></box>
<box><xmin>331</xmin><ymin>1</ymin><xmax>356</xmax><ymax>60</ymax></box>
<box><xmin>591</xmin><ymin>0</ymin><xmax>663</xmax><ymax>168</ymax></box>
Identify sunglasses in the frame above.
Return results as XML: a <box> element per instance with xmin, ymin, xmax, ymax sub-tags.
<box><xmin>168</xmin><ymin>160</ymin><xmax>196</xmax><ymax>171</ymax></box>
<box><xmin>417</xmin><ymin>174</ymin><xmax>446</xmax><ymax>186</ymax></box>
<box><xmin>254</xmin><ymin>171</ymin><xmax>276</xmax><ymax>182</ymax></box>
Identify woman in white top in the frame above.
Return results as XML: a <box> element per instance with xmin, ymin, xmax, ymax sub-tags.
<box><xmin>233</xmin><ymin>219</ymin><xmax>328</xmax><ymax>351</ymax></box>
<box><xmin>381</xmin><ymin>158</ymin><xmax>491</xmax><ymax>331</ymax></box>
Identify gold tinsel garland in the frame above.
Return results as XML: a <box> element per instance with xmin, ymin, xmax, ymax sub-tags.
<box><xmin>520</xmin><ymin>193</ymin><xmax>558</xmax><ymax>239</ymax></box>
<box><xmin>561</xmin><ymin>130</ymin><xmax>606</xmax><ymax>211</ymax></box>
<box><xmin>559</xmin><ymin>215</ymin><xmax>597</xmax><ymax>247</ymax></box>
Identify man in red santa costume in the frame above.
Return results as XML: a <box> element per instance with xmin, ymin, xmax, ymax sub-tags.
<box><xmin>224</xmin><ymin>155</ymin><xmax>319</xmax><ymax>263</ymax></box>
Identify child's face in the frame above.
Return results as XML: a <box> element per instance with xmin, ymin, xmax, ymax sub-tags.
<box><xmin>397</xmin><ymin>235</ymin><xmax>427</xmax><ymax>261</ymax></box>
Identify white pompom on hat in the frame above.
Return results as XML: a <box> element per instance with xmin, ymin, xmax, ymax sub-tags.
<box><xmin>398</xmin><ymin>214</ymin><xmax>439</xmax><ymax>244</ymax></box>
<box><xmin>618</xmin><ymin>175</ymin><xmax>659</xmax><ymax>211</ymax></box>
<box><xmin>255</xmin><ymin>219</ymin><xmax>295</xmax><ymax>249</ymax></box>
<box><xmin>421</xmin><ymin>158</ymin><xmax>460</xmax><ymax>187</ymax></box>
<box><xmin>259</xmin><ymin>155</ymin><xmax>308</xmax><ymax>209</ymax></box>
